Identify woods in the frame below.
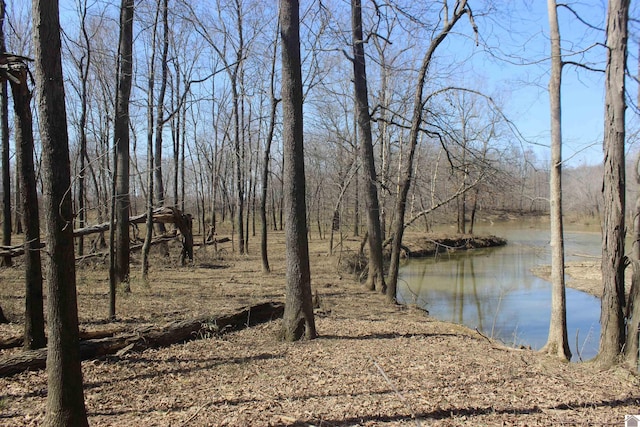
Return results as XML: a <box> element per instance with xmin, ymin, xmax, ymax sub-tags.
<box><xmin>0</xmin><ymin>0</ymin><xmax>640</xmax><ymax>424</ymax></box>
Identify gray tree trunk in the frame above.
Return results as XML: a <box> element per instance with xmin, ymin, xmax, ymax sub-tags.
<box><xmin>387</xmin><ymin>1</ymin><xmax>475</xmax><ymax>303</ymax></box>
<box><xmin>112</xmin><ymin>0</ymin><xmax>134</xmax><ymax>306</ymax></box>
<box><xmin>0</xmin><ymin>0</ymin><xmax>11</xmax><ymax>268</ymax></box>
<box><xmin>142</xmin><ymin>0</ymin><xmax>162</xmax><ymax>278</ymax></box>
<box><xmin>153</xmin><ymin>0</ymin><xmax>169</xmax><ymax>237</ymax></box>
<box><xmin>279</xmin><ymin>0</ymin><xmax>317</xmax><ymax>341</ymax></box>
<box><xmin>260</xmin><ymin>24</ymin><xmax>280</xmax><ymax>273</ymax></box>
<box><xmin>540</xmin><ymin>0</ymin><xmax>570</xmax><ymax>360</ymax></box>
<box><xmin>10</xmin><ymin>65</ymin><xmax>46</xmax><ymax>350</ymax></box>
<box><xmin>598</xmin><ymin>0</ymin><xmax>629</xmax><ymax>368</ymax></box>
<box><xmin>351</xmin><ymin>0</ymin><xmax>386</xmax><ymax>293</ymax></box>
<box><xmin>31</xmin><ymin>0</ymin><xmax>89</xmax><ymax>424</ymax></box>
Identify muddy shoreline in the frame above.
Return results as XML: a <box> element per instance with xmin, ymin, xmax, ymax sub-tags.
<box><xmin>402</xmin><ymin>233</ymin><xmax>507</xmax><ymax>258</ymax></box>
<box><xmin>531</xmin><ymin>260</ymin><xmax>632</xmax><ymax>299</ymax></box>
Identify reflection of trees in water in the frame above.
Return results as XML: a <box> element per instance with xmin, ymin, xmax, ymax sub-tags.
<box><xmin>399</xmin><ymin>252</ymin><xmax>521</xmax><ymax>342</ymax></box>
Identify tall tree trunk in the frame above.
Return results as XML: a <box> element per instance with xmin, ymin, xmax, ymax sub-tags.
<box><xmin>153</xmin><ymin>0</ymin><xmax>169</xmax><ymax>236</ymax></box>
<box><xmin>598</xmin><ymin>0</ymin><xmax>629</xmax><ymax>368</ymax></box>
<box><xmin>0</xmin><ymin>0</ymin><xmax>11</xmax><ymax>268</ymax></box>
<box><xmin>76</xmin><ymin>0</ymin><xmax>92</xmax><ymax>257</ymax></box>
<box><xmin>626</xmin><ymin>37</ymin><xmax>640</xmax><ymax>372</ymax></box>
<box><xmin>11</xmin><ymin>65</ymin><xmax>46</xmax><ymax>350</ymax></box>
<box><xmin>540</xmin><ymin>0</ymin><xmax>571</xmax><ymax>360</ymax></box>
<box><xmin>351</xmin><ymin>0</ymin><xmax>385</xmax><ymax>293</ymax></box>
<box><xmin>32</xmin><ymin>0</ymin><xmax>89</xmax><ymax>424</ymax></box>
<box><xmin>13</xmin><ymin>163</ymin><xmax>22</xmax><ymax>234</ymax></box>
<box><xmin>142</xmin><ymin>0</ymin><xmax>162</xmax><ymax>279</ymax></box>
<box><xmin>260</xmin><ymin>26</ymin><xmax>279</xmax><ymax>273</ymax></box>
<box><xmin>112</xmin><ymin>0</ymin><xmax>134</xmax><ymax>300</ymax></box>
<box><xmin>279</xmin><ymin>0</ymin><xmax>316</xmax><ymax>341</ymax></box>
<box><xmin>387</xmin><ymin>1</ymin><xmax>476</xmax><ymax>303</ymax></box>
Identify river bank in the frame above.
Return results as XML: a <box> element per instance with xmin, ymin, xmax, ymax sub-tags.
<box><xmin>0</xmin><ymin>231</ymin><xmax>638</xmax><ymax>425</ymax></box>
<box><xmin>401</xmin><ymin>233</ymin><xmax>507</xmax><ymax>258</ymax></box>
<box><xmin>531</xmin><ymin>260</ymin><xmax>632</xmax><ymax>299</ymax></box>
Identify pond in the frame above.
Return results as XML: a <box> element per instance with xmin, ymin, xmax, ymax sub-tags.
<box><xmin>397</xmin><ymin>222</ymin><xmax>602</xmax><ymax>361</ymax></box>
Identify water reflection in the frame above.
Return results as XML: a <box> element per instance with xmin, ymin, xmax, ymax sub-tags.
<box><xmin>398</xmin><ymin>225</ymin><xmax>601</xmax><ymax>361</ymax></box>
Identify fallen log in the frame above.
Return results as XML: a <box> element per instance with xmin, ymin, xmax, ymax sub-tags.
<box><xmin>0</xmin><ymin>301</ymin><xmax>284</xmax><ymax>377</ymax></box>
<box><xmin>0</xmin><ymin>242</ymin><xmax>45</xmax><ymax>258</ymax></box>
<box><xmin>0</xmin><ymin>326</ymin><xmax>133</xmax><ymax>350</ymax></box>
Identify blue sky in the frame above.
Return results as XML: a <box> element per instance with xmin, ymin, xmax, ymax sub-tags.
<box><xmin>468</xmin><ymin>0</ymin><xmax>637</xmax><ymax>168</ymax></box>
<box><xmin>500</xmin><ymin>0</ymin><xmax>638</xmax><ymax>166</ymax></box>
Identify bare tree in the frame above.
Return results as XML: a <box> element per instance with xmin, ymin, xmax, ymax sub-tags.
<box><xmin>142</xmin><ymin>0</ymin><xmax>164</xmax><ymax>279</ymax></box>
<box><xmin>260</xmin><ymin>22</ymin><xmax>280</xmax><ymax>273</ymax></box>
<box><xmin>153</xmin><ymin>0</ymin><xmax>170</xmax><ymax>235</ymax></box>
<box><xmin>10</xmin><ymin>59</ymin><xmax>45</xmax><ymax>350</ymax></box>
<box><xmin>351</xmin><ymin>0</ymin><xmax>386</xmax><ymax>293</ymax></box>
<box><xmin>598</xmin><ymin>0</ymin><xmax>629</xmax><ymax>368</ymax></box>
<box><xmin>0</xmin><ymin>0</ymin><xmax>10</xmax><ymax>268</ymax></box>
<box><xmin>279</xmin><ymin>0</ymin><xmax>316</xmax><ymax>341</ymax></box>
<box><xmin>540</xmin><ymin>0</ymin><xmax>571</xmax><ymax>361</ymax></box>
<box><xmin>386</xmin><ymin>0</ymin><xmax>477</xmax><ymax>303</ymax></box>
<box><xmin>32</xmin><ymin>0</ymin><xmax>89</xmax><ymax>423</ymax></box>
<box><xmin>111</xmin><ymin>0</ymin><xmax>135</xmax><ymax>312</ymax></box>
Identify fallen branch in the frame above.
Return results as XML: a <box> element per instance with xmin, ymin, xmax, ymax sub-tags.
<box><xmin>0</xmin><ymin>301</ymin><xmax>284</xmax><ymax>377</ymax></box>
<box><xmin>0</xmin><ymin>326</ymin><xmax>133</xmax><ymax>350</ymax></box>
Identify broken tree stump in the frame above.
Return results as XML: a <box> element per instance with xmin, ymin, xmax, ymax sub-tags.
<box><xmin>0</xmin><ymin>301</ymin><xmax>284</xmax><ymax>377</ymax></box>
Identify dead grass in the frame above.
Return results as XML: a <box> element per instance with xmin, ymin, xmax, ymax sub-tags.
<box><xmin>0</xmin><ymin>230</ymin><xmax>638</xmax><ymax>426</ymax></box>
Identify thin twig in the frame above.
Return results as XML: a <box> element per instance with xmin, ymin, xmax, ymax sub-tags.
<box><xmin>371</xmin><ymin>359</ymin><xmax>421</xmax><ymax>427</ymax></box>
<box><xmin>179</xmin><ymin>402</ymin><xmax>210</xmax><ymax>426</ymax></box>
<box><xmin>575</xmin><ymin>329</ymin><xmax>583</xmax><ymax>362</ymax></box>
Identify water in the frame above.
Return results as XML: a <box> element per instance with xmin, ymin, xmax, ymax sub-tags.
<box><xmin>397</xmin><ymin>223</ymin><xmax>601</xmax><ymax>360</ymax></box>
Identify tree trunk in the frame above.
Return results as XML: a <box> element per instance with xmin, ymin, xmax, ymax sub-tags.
<box><xmin>387</xmin><ymin>1</ymin><xmax>475</xmax><ymax>303</ymax></box>
<box><xmin>153</xmin><ymin>0</ymin><xmax>169</xmax><ymax>237</ymax></box>
<box><xmin>13</xmin><ymin>164</ymin><xmax>22</xmax><ymax>234</ymax></box>
<box><xmin>76</xmin><ymin>0</ymin><xmax>92</xmax><ymax>257</ymax></box>
<box><xmin>142</xmin><ymin>0</ymin><xmax>161</xmax><ymax>279</ymax></box>
<box><xmin>0</xmin><ymin>0</ymin><xmax>10</xmax><ymax>268</ymax></box>
<box><xmin>10</xmin><ymin>65</ymin><xmax>46</xmax><ymax>350</ymax></box>
<box><xmin>540</xmin><ymin>0</ymin><xmax>570</xmax><ymax>361</ymax></box>
<box><xmin>32</xmin><ymin>0</ymin><xmax>89</xmax><ymax>423</ymax></box>
<box><xmin>351</xmin><ymin>0</ymin><xmax>385</xmax><ymax>293</ymax></box>
<box><xmin>598</xmin><ymin>0</ymin><xmax>629</xmax><ymax>368</ymax></box>
<box><xmin>260</xmin><ymin>26</ymin><xmax>279</xmax><ymax>273</ymax></box>
<box><xmin>625</xmin><ymin>260</ymin><xmax>640</xmax><ymax>370</ymax></box>
<box><xmin>0</xmin><ymin>305</ymin><xmax>7</xmax><ymax>323</ymax></box>
<box><xmin>113</xmin><ymin>0</ymin><xmax>134</xmax><ymax>295</ymax></box>
<box><xmin>279</xmin><ymin>0</ymin><xmax>316</xmax><ymax>341</ymax></box>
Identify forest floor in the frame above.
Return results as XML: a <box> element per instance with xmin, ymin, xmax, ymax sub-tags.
<box><xmin>0</xmin><ymin>230</ymin><xmax>638</xmax><ymax>426</ymax></box>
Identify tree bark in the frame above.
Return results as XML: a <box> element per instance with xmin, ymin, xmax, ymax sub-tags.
<box><xmin>32</xmin><ymin>0</ymin><xmax>89</xmax><ymax>424</ymax></box>
<box><xmin>0</xmin><ymin>305</ymin><xmax>7</xmax><ymax>323</ymax></box>
<box><xmin>625</xmin><ymin>260</ymin><xmax>640</xmax><ymax>369</ymax></box>
<box><xmin>142</xmin><ymin>0</ymin><xmax>162</xmax><ymax>279</ymax></box>
<box><xmin>351</xmin><ymin>0</ymin><xmax>386</xmax><ymax>294</ymax></box>
<box><xmin>113</xmin><ymin>0</ymin><xmax>134</xmax><ymax>295</ymax></box>
<box><xmin>279</xmin><ymin>0</ymin><xmax>316</xmax><ymax>341</ymax></box>
<box><xmin>0</xmin><ymin>0</ymin><xmax>10</xmax><ymax>268</ymax></box>
<box><xmin>153</xmin><ymin>0</ymin><xmax>169</xmax><ymax>237</ymax></box>
<box><xmin>260</xmin><ymin>25</ymin><xmax>280</xmax><ymax>274</ymax></box>
<box><xmin>76</xmin><ymin>0</ymin><xmax>92</xmax><ymax>257</ymax></box>
<box><xmin>10</xmin><ymin>65</ymin><xmax>46</xmax><ymax>350</ymax></box>
<box><xmin>598</xmin><ymin>0</ymin><xmax>629</xmax><ymax>368</ymax></box>
<box><xmin>540</xmin><ymin>0</ymin><xmax>571</xmax><ymax>361</ymax></box>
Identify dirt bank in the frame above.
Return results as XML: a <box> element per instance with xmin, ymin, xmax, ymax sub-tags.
<box><xmin>531</xmin><ymin>260</ymin><xmax>632</xmax><ymax>299</ymax></box>
<box><xmin>402</xmin><ymin>233</ymin><xmax>507</xmax><ymax>258</ymax></box>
